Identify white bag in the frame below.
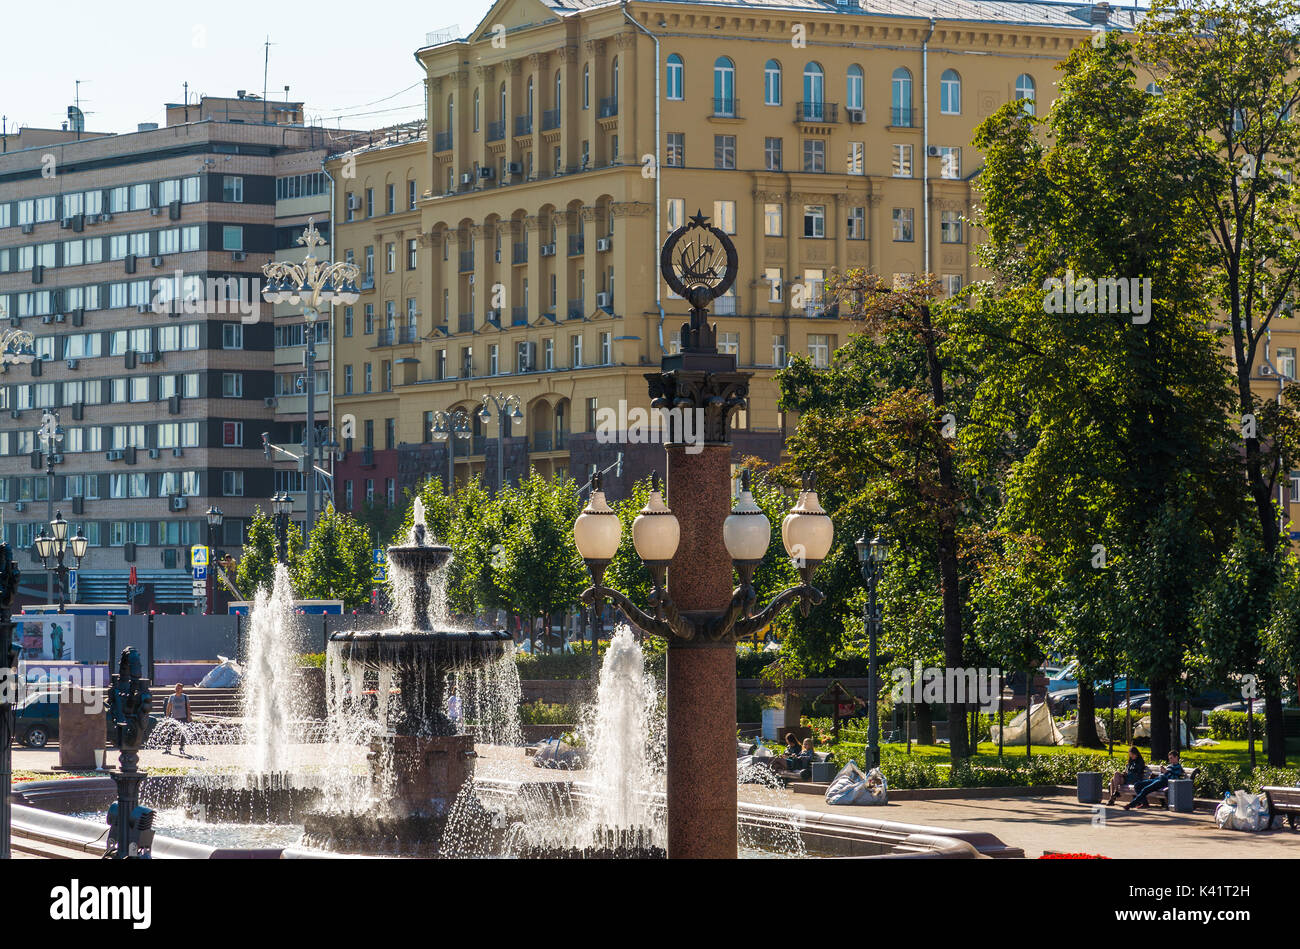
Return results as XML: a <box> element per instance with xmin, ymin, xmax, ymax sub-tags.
<box><xmin>824</xmin><ymin>761</ymin><xmax>888</xmax><ymax>806</ymax></box>
<box><xmin>197</xmin><ymin>655</ymin><xmax>242</xmax><ymax>688</ymax></box>
<box><xmin>1215</xmin><ymin>790</ymin><xmax>1270</xmax><ymax>831</ymax></box>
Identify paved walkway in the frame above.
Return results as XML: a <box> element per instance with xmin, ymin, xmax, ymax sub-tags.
<box><xmin>13</xmin><ymin>744</ymin><xmax>1300</xmax><ymax>858</ymax></box>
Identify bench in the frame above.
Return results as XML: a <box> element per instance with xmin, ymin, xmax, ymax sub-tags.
<box><xmin>1113</xmin><ymin>767</ymin><xmax>1199</xmax><ymax>807</ymax></box>
<box><xmin>1262</xmin><ymin>786</ymin><xmax>1300</xmax><ymax>830</ymax></box>
<box><xmin>739</xmin><ymin>745</ymin><xmax>833</xmax><ymax>785</ymax></box>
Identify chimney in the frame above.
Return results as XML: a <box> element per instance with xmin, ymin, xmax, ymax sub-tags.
<box><xmin>1090</xmin><ymin>2</ymin><xmax>1111</xmax><ymax>25</ymax></box>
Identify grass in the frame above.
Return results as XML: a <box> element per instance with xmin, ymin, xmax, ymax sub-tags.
<box><xmin>871</xmin><ymin>740</ymin><xmax>1299</xmax><ymax>770</ymax></box>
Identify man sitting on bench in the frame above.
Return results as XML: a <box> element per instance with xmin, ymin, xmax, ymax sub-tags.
<box><xmin>1125</xmin><ymin>750</ymin><xmax>1185</xmax><ymax>810</ymax></box>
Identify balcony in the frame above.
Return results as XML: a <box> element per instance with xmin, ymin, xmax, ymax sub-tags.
<box><xmin>360</xmin><ymin>274</ymin><xmax>375</xmax><ymax>291</ymax></box>
<box><xmin>377</xmin><ymin>326</ymin><xmax>418</xmax><ymax>346</ymax></box>
<box><xmin>891</xmin><ymin>106</ymin><xmax>915</xmax><ymax>127</ymax></box>
<box><xmin>598</xmin><ymin>96</ymin><xmax>618</xmax><ymax>118</ymax></box>
<box><xmin>487</xmin><ymin>119</ymin><xmax>505</xmax><ymax>142</ymax></box>
<box><xmin>514</xmin><ymin>114</ymin><xmax>533</xmax><ymax>137</ymax></box>
<box><xmin>512</xmin><ymin>242</ymin><xmax>528</xmax><ymax>264</ymax></box>
<box><xmin>541</xmin><ymin>108</ymin><xmax>561</xmax><ymax>131</ymax></box>
<box><xmin>567</xmin><ymin>298</ymin><xmax>585</xmax><ymax>320</ymax></box>
<box><xmin>555</xmin><ymin>429</ymin><xmax>567</xmax><ymax>450</ymax></box>
<box><xmin>796</xmin><ymin>101</ymin><xmax>838</xmax><ymax>124</ymax></box>
<box><xmin>434</xmin><ymin>131</ymin><xmax>453</xmax><ymax>151</ymax></box>
<box><xmin>567</xmin><ymin>235</ymin><xmax>585</xmax><ymax>256</ymax></box>
<box><xmin>511</xmin><ymin>306</ymin><xmax>528</xmax><ymax>326</ymax></box>
<box><xmin>458</xmin><ymin>313</ymin><xmax>475</xmax><ymax>333</ymax></box>
<box><xmin>533</xmin><ymin>431</ymin><xmax>552</xmax><ymax>451</ymax></box>
<box><xmin>458</xmin><ymin>251</ymin><xmax>474</xmax><ymax>273</ymax></box>
<box><xmin>461</xmin><ymin>360</ymin><xmax>474</xmax><ymax>378</ymax></box>
<box><xmin>470</xmin><ymin>435</ymin><xmax>486</xmax><ymax>455</ymax></box>
<box><xmin>712</xmin><ymin>97</ymin><xmax>738</xmax><ymax>118</ymax></box>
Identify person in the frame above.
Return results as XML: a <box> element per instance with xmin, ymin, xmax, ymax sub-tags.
<box><xmin>1125</xmin><ymin>750</ymin><xmax>1185</xmax><ymax>809</ymax></box>
<box><xmin>791</xmin><ymin>737</ymin><xmax>816</xmax><ymax>778</ymax></box>
<box><xmin>770</xmin><ymin>733</ymin><xmax>803</xmax><ymax>772</ymax></box>
<box><xmin>1106</xmin><ymin>746</ymin><xmax>1146</xmax><ymax>806</ymax></box>
<box><xmin>163</xmin><ymin>683</ymin><xmax>191</xmax><ymax>756</ymax></box>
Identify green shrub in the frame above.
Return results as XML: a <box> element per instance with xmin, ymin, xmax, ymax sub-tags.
<box><xmin>299</xmin><ymin>652</ymin><xmax>325</xmax><ymax>668</ymax></box>
<box><xmin>517</xmin><ymin>700</ymin><xmax>577</xmax><ymax>726</ymax></box>
<box><xmin>737</xmin><ymin>692</ymin><xmax>764</xmax><ymax>724</ymax></box>
<box><xmin>1206</xmin><ymin>710</ymin><xmax>1261</xmax><ymax>741</ymax></box>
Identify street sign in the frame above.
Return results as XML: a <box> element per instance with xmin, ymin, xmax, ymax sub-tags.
<box><xmin>372</xmin><ymin>564</ymin><xmax>387</xmax><ymax>583</ymax></box>
<box><xmin>192</xmin><ymin>581</ymin><xmax>207</xmax><ymax>596</ymax></box>
<box><xmin>372</xmin><ymin>549</ymin><xmax>385</xmax><ymax>565</ymax></box>
<box><xmin>191</xmin><ymin>545</ymin><xmax>209</xmax><ymax>568</ymax></box>
<box><xmin>192</xmin><ymin>566</ymin><xmax>207</xmax><ymax>581</ymax></box>
<box><xmin>68</xmin><ymin>569</ymin><xmax>78</xmax><ymax>591</ymax></box>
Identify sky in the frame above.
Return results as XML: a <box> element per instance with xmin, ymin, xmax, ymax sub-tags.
<box><xmin>1</xmin><ymin>0</ymin><xmax>498</xmax><ymax>137</ymax></box>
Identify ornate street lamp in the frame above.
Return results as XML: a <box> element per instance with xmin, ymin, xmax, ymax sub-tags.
<box><xmin>262</xmin><ymin>220</ymin><xmax>359</xmax><ymax>544</ymax></box>
<box><xmin>36</xmin><ymin>411</ymin><xmax>63</xmax><ymax>605</ymax></box>
<box><xmin>430</xmin><ymin>409</ymin><xmax>473</xmax><ymax>494</ymax></box>
<box><xmin>271</xmin><ymin>493</ymin><xmax>293</xmax><ymax>563</ymax></box>
<box><xmin>479</xmin><ymin>393</ymin><xmax>524</xmax><ymax>492</ymax></box>
<box><xmin>32</xmin><ymin>511</ymin><xmax>87</xmax><ymax>614</ymax></box>
<box><xmin>855</xmin><ymin>532</ymin><xmax>889</xmax><ymax>768</ymax></box>
<box><xmin>205</xmin><ymin>506</ymin><xmax>224</xmax><ymax>613</ymax></box>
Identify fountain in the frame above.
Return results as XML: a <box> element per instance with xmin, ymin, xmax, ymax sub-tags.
<box><xmin>302</xmin><ymin>500</ymin><xmax>512</xmax><ymax>852</ymax></box>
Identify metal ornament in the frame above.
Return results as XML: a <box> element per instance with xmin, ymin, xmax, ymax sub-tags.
<box><xmin>659</xmin><ymin>210</ymin><xmax>739</xmax><ymax>353</ymax></box>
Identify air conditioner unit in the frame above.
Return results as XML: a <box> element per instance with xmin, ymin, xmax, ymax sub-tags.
<box><xmin>71</xmin><ymin>497</ymin><xmax>83</xmax><ymax>514</ymax></box>
<box><xmin>151</xmin><ymin>256</ymin><xmax>163</xmax><ymax>267</ymax></box>
<box><xmin>507</xmin><ymin>162</ymin><xmax>523</xmax><ymax>176</ymax></box>
<box><xmin>169</xmin><ymin>200</ymin><xmax>181</xmax><ymax>220</ymax></box>
<box><xmin>347</xmin><ymin>195</ymin><xmax>362</xmax><ymax>210</ymax></box>
<box><xmin>135</xmin><ymin>304</ymin><xmax>149</xmax><ymax>314</ymax></box>
<box><xmin>148</xmin><ymin>448</ymin><xmax>160</xmax><ymax>459</ymax></box>
<box><xmin>49</xmin><ymin>454</ymin><xmax>63</xmax><ymax>464</ymax></box>
<box><xmin>847</xmin><ymin>108</ymin><xmax>866</xmax><ymax>124</ymax></box>
<box><xmin>596</xmin><ymin>237</ymin><xmax>612</xmax><ymax>252</ymax></box>
<box><xmin>263</xmin><ymin>397</ymin><xmax>277</xmax><ymax>408</ymax></box>
<box><xmin>71</xmin><ymin>309</ymin><xmax>84</xmax><ymax>326</ymax></box>
<box><xmin>149</xmin><ymin>206</ymin><xmax>161</xmax><ymax>216</ymax></box>
<box><xmin>54</xmin><ymin>313</ymin><xmax>65</xmax><ymax>323</ymax></box>
<box><xmin>8</xmin><ymin>410</ymin><xmax>20</xmax><ymax>419</ymax></box>
<box><xmin>478</xmin><ymin>167</ymin><xmax>494</xmax><ymax>179</ymax></box>
<box><xmin>460</xmin><ymin>173</ymin><xmax>474</xmax><ymax>185</ymax></box>
<box><xmin>60</xmin><ymin>217</ymin><xmax>72</xmax><ymax>229</ymax></box>
<box><xmin>926</xmin><ymin>144</ymin><xmax>942</xmax><ymax>158</ymax></box>
<box><xmin>70</xmin><ymin>404</ymin><xmax>83</xmax><ymax>420</ymax></box>
<box><xmin>171</xmin><ymin>447</ymin><xmax>183</xmax><ymax>457</ymax></box>
<box><xmin>32</xmin><ymin>265</ymin><xmax>44</xmax><ymax>284</ymax></box>
<box><xmin>171</xmin><ymin>495</ymin><xmax>188</xmax><ymax>511</ymax></box>
<box><xmin>21</xmin><ymin>223</ymin><xmax>33</xmax><ymax>234</ymax></box>
<box><xmin>596</xmin><ymin>292</ymin><xmax>611</xmax><ymax>308</ymax></box>
<box><xmin>540</xmin><ymin>243</ymin><xmax>556</xmax><ymax>257</ymax></box>
<box><xmin>233</xmin><ymin>251</ymin><xmax>247</xmax><ymax>261</ymax></box>
<box><xmin>40</xmin><ymin>315</ymin><xmax>52</xmax><ymax>324</ymax></box>
<box><xmin>486</xmin><ymin>309</ymin><xmax>499</xmax><ymax>322</ymax></box>
<box><xmin>65</xmin><ymin>358</ymin><xmax>78</xmax><ymax>370</ymax></box>
<box><xmin>14</xmin><ymin>502</ymin><xmax>24</xmax><ymax>512</ymax></box>
<box><xmin>138</xmin><ymin>352</ymin><xmax>158</xmax><ymax>364</ymax></box>
<box><xmin>99</xmin><ymin>212</ymin><xmax>112</xmax><ymax>223</ymax></box>
<box><xmin>73</xmin><ymin>214</ymin><xmax>84</xmax><ymax>232</ymax></box>
<box><xmin>105</xmin><ymin>450</ymin><xmax>124</xmax><ymax>461</ymax></box>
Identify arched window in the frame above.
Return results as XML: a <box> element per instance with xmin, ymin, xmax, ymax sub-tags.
<box><xmin>1015</xmin><ymin>73</ymin><xmax>1036</xmax><ymax>114</ymax></box>
<box><xmin>554</xmin><ymin>70</ymin><xmax>562</xmax><ymax>109</ymax></box>
<box><xmin>802</xmin><ymin>61</ymin><xmax>824</xmax><ymax>120</ymax></box>
<box><xmin>764</xmin><ymin>59</ymin><xmax>782</xmax><ymax>106</ymax></box>
<box><xmin>713</xmin><ymin>56</ymin><xmax>735</xmax><ymax>115</ymax></box>
<box><xmin>667</xmin><ymin>54</ymin><xmax>684</xmax><ymax>101</ymax></box>
<box><xmin>940</xmin><ymin>69</ymin><xmax>961</xmax><ymax>115</ymax></box>
<box><xmin>446</xmin><ymin>95</ymin><xmax>454</xmax><ymax>130</ymax></box>
<box><xmin>1145</xmin><ymin>81</ymin><xmax>1163</xmax><ymax>96</ymax></box>
<box><xmin>582</xmin><ymin>65</ymin><xmax>590</xmax><ymax>109</ymax></box>
<box><xmin>891</xmin><ymin>67</ymin><xmax>913</xmax><ymax>126</ymax></box>
<box><xmin>846</xmin><ymin>64</ymin><xmax>864</xmax><ymax>111</ymax></box>
<box><xmin>472</xmin><ymin>88</ymin><xmax>479</xmax><ymax>131</ymax></box>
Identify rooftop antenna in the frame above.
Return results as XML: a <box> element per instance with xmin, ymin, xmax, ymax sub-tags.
<box><xmin>263</xmin><ymin>35</ymin><xmax>276</xmax><ymax>124</ymax></box>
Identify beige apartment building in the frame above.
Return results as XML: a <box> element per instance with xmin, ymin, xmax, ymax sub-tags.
<box><xmin>331</xmin><ymin>0</ymin><xmax>1300</xmax><ymax>526</ymax></box>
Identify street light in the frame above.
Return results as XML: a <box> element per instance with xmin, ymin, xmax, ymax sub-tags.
<box><xmin>479</xmin><ymin>392</ymin><xmax>524</xmax><ymax>492</ymax></box>
<box><xmin>36</xmin><ymin>410</ymin><xmax>63</xmax><ymax>605</ymax></box>
<box><xmin>32</xmin><ymin>511</ymin><xmax>87</xmax><ymax>614</ymax></box>
<box><xmin>271</xmin><ymin>493</ymin><xmax>293</xmax><ymax>563</ymax></box>
<box><xmin>205</xmin><ymin>506</ymin><xmax>223</xmax><ymax>613</ymax></box>
<box><xmin>855</xmin><ymin>532</ymin><xmax>889</xmax><ymax>769</ymax></box>
<box><xmin>430</xmin><ymin>409</ymin><xmax>473</xmax><ymax>494</ymax></box>
<box><xmin>262</xmin><ymin>220</ymin><xmax>359</xmax><ymax>546</ymax></box>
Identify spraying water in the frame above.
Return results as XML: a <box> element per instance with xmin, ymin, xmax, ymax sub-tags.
<box><xmin>241</xmin><ymin>563</ymin><xmax>303</xmax><ymax>775</ymax></box>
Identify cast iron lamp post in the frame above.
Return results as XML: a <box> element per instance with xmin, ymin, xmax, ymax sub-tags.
<box><xmin>262</xmin><ymin>219</ymin><xmax>360</xmax><ymax>544</ymax></box>
<box><xmin>33</xmin><ymin>512</ymin><xmax>88</xmax><ymax>614</ymax></box>
<box><xmin>430</xmin><ymin>409</ymin><xmax>472</xmax><ymax>493</ymax></box>
<box><xmin>205</xmin><ymin>506</ymin><xmax>223</xmax><ymax>613</ymax></box>
<box><xmin>271</xmin><ymin>493</ymin><xmax>293</xmax><ymax>563</ymax></box>
<box><xmin>479</xmin><ymin>393</ymin><xmax>523</xmax><ymax>492</ymax></box>
<box><xmin>854</xmin><ymin>532</ymin><xmax>889</xmax><ymax>769</ymax></box>
<box><xmin>36</xmin><ymin>411</ymin><xmax>63</xmax><ymax>605</ymax></box>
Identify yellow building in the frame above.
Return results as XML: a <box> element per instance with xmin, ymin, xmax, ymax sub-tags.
<box><xmin>331</xmin><ymin>0</ymin><xmax>1207</xmax><ymax>506</ymax></box>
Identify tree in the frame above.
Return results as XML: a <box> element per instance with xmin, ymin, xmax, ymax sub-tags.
<box><xmin>293</xmin><ymin>507</ymin><xmax>374</xmax><ymax>610</ymax></box>
<box><xmin>235</xmin><ymin>507</ymin><xmax>301</xmax><ymax>599</ymax></box>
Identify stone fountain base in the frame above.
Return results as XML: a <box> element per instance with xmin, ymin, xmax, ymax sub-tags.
<box><xmin>369</xmin><ymin>734</ymin><xmax>476</xmax><ymax>816</ymax></box>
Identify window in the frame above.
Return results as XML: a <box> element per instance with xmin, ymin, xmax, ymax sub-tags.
<box><xmin>803</xmin><ymin>205</ymin><xmax>826</xmax><ymax>239</ymax></box>
<box><xmin>1015</xmin><ymin>74</ymin><xmax>1036</xmax><ymax>114</ymax></box>
<box><xmin>892</xmin><ymin>208</ymin><xmax>914</xmax><ymax>242</ymax></box>
<box><xmin>714</xmin><ymin>134</ymin><xmax>736</xmax><ymax>170</ymax></box>
<box><xmin>847</xmin><ymin>207</ymin><xmax>866</xmax><ymax>240</ymax></box>
<box><xmin>713</xmin><ymin>57</ymin><xmax>735</xmax><ymax>115</ymax></box>
<box><xmin>937</xmin><ymin>146</ymin><xmax>961</xmax><ymax>179</ymax></box>
<box><xmin>713</xmin><ymin>200</ymin><xmax>736</xmax><ymax>234</ymax></box>
<box><xmin>666</xmin><ymin>198</ymin><xmax>684</xmax><ymax>233</ymax></box>
<box><xmin>764</xmin><ymin>136</ymin><xmax>783</xmax><ymax>171</ymax></box>
<box><xmin>942</xmin><ymin>274</ymin><xmax>963</xmax><ymax>298</ymax></box>
<box><xmin>365</xmin><ymin>188</ymin><xmax>375</xmax><ymax>218</ymax></box>
<box><xmin>571</xmin><ymin>335</ymin><xmax>582</xmax><ymax>367</ymax></box>
<box><xmin>892</xmin><ymin>144</ymin><xmax>913</xmax><ymax>177</ymax></box>
<box><xmin>222</xmin><ymin>324</ymin><xmax>243</xmax><ymax>349</ymax></box>
<box><xmin>489</xmin><ymin>343</ymin><xmax>500</xmax><ymax>374</ymax></box>
<box><xmin>364</xmin><ymin>303</ymin><xmax>374</xmax><ymax>334</ymax></box>
<box><xmin>222</xmin><ymin>373</ymin><xmax>243</xmax><ymax>397</ymax></box>
<box><xmin>222</xmin><ymin>226</ymin><xmax>243</xmax><ymax>251</ymax></box>
<box><xmin>772</xmin><ymin>334</ymin><xmax>787</xmax><ymax>366</ymax></box>
<box><xmin>803</xmin><ymin>139</ymin><xmax>825</xmax><ymax>173</ymax></box>
<box><xmin>802</xmin><ymin>62</ymin><xmax>825</xmax><ymax>118</ymax></box>
<box><xmin>130</xmin><ymin>184</ymin><xmax>150</xmax><ymax>211</ymax></box>
<box><xmin>600</xmin><ymin>332</ymin><xmax>612</xmax><ymax>364</ymax></box>
<box><xmin>222</xmin><ymin>176</ymin><xmax>244</xmax><ymax>203</ymax></box>
<box><xmin>846</xmin><ymin>65</ymin><xmax>864</xmax><ymax>111</ymax></box>
<box><xmin>667</xmin><ymin>54</ymin><xmax>684</xmax><ymax>100</ymax></box>
<box><xmin>181</xmin><ymin>176</ymin><xmax>200</xmax><ymax>203</ymax></box>
<box><xmin>847</xmin><ymin>141</ymin><xmax>864</xmax><ymax>175</ymax></box>
<box><xmin>940</xmin><ymin>69</ymin><xmax>961</xmax><ymax>114</ymax></box>
<box><xmin>666</xmin><ymin>132</ymin><xmax>685</xmax><ymax>167</ymax></box>
<box><xmin>408</xmin><ymin>179</ymin><xmax>418</xmax><ymax>210</ymax></box>
<box><xmin>764</xmin><ymin>203</ymin><xmax>783</xmax><ymax>237</ymax></box>
<box><xmin>892</xmin><ymin>68</ymin><xmax>913</xmax><ymax>126</ymax></box>
<box><xmin>181</xmin><ymin>226</ymin><xmax>200</xmax><ymax>252</ymax></box>
<box><xmin>1278</xmin><ymin>347</ymin><xmax>1298</xmax><ymax>380</ymax></box>
<box><xmin>385</xmin><ymin>242</ymin><xmax>396</xmax><ymax>273</ymax></box>
<box><xmin>808</xmin><ymin>334</ymin><xmax>831</xmax><ymax>368</ymax></box>
<box><xmin>384</xmin><ymin>418</ymin><xmax>395</xmax><ymax>450</ymax></box>
<box><xmin>222</xmin><ymin>421</ymin><xmax>243</xmax><ymax>447</ymax></box>
<box><xmin>764</xmin><ymin>60</ymin><xmax>782</xmax><ymax>106</ymax></box>
<box><xmin>407</xmin><ymin>238</ymin><xmax>418</xmax><ymax>270</ymax></box>
<box><xmin>940</xmin><ymin>210</ymin><xmax>964</xmax><ymax>243</ymax></box>
<box><xmin>364</xmin><ymin>246</ymin><xmax>374</xmax><ymax>277</ymax></box>
<box><xmin>386</xmin><ymin>184</ymin><xmax>396</xmax><ymax>215</ymax></box>
<box><xmin>222</xmin><ymin>470</ymin><xmax>245</xmax><ymax>497</ymax></box>
<box><xmin>1291</xmin><ymin>471</ymin><xmax>1300</xmax><ymax>504</ymax></box>
<box><xmin>765</xmin><ymin>268</ymin><xmax>782</xmax><ymax>302</ymax></box>
<box><xmin>583</xmin><ymin>64</ymin><xmax>590</xmax><ymax>109</ymax></box>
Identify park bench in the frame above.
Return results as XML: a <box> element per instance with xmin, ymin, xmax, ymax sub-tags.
<box><xmin>1112</xmin><ymin>766</ymin><xmax>1200</xmax><ymax>807</ymax></box>
<box><xmin>1262</xmin><ymin>786</ymin><xmax>1300</xmax><ymax>830</ymax></box>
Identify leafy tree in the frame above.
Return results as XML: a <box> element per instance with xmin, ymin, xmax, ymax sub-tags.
<box><xmin>235</xmin><ymin>507</ymin><xmax>301</xmax><ymax>599</ymax></box>
<box><xmin>492</xmin><ymin>470</ymin><xmax>586</xmax><ymax>632</ymax></box>
<box><xmin>293</xmin><ymin>507</ymin><xmax>374</xmax><ymax>610</ymax></box>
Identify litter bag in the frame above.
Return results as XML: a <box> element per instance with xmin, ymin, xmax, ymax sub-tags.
<box><xmin>1214</xmin><ymin>790</ymin><xmax>1270</xmax><ymax>831</ymax></box>
<box><xmin>824</xmin><ymin>761</ymin><xmax>888</xmax><ymax>806</ymax></box>
<box><xmin>197</xmin><ymin>655</ymin><xmax>243</xmax><ymax>688</ymax></box>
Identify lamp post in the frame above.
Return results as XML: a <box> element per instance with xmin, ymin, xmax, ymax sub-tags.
<box><xmin>205</xmin><ymin>506</ymin><xmax>223</xmax><ymax>613</ymax></box>
<box><xmin>33</xmin><ymin>512</ymin><xmax>87</xmax><ymax>615</ymax></box>
<box><xmin>478</xmin><ymin>393</ymin><xmax>523</xmax><ymax>493</ymax></box>
<box><xmin>854</xmin><ymin>532</ymin><xmax>889</xmax><ymax>769</ymax></box>
<box><xmin>271</xmin><ymin>493</ymin><xmax>292</xmax><ymax>564</ymax></box>
<box><xmin>261</xmin><ymin>219</ymin><xmax>359</xmax><ymax>545</ymax></box>
<box><xmin>36</xmin><ymin>411</ymin><xmax>63</xmax><ymax>605</ymax></box>
<box><xmin>430</xmin><ymin>409</ymin><xmax>472</xmax><ymax>493</ymax></box>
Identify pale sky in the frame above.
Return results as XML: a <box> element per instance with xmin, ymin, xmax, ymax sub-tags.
<box><xmin>1</xmin><ymin>0</ymin><xmax>497</xmax><ymax>138</ymax></box>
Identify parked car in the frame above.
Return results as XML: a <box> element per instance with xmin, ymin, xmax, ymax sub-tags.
<box><xmin>10</xmin><ymin>692</ymin><xmax>158</xmax><ymax>748</ymax></box>
<box><xmin>1046</xmin><ymin>661</ymin><xmax>1079</xmax><ymax>694</ymax></box>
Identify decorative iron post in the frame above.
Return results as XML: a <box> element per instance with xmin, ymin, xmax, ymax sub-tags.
<box><xmin>104</xmin><ymin>646</ymin><xmax>154</xmax><ymax>858</ymax></box>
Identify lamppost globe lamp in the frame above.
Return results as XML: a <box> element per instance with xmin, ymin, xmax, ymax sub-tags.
<box><xmin>723</xmin><ymin>471</ymin><xmax>771</xmax><ymax>563</ymax></box>
<box><xmin>206</xmin><ymin>505</ymin><xmax>224</xmax><ymax>529</ymax></box>
<box><xmin>69</xmin><ymin>527</ymin><xmax>88</xmax><ymax>561</ymax></box>
<box><xmin>573</xmin><ymin>477</ymin><xmax>622</xmax><ymax>564</ymax></box>
<box><xmin>632</xmin><ymin>473</ymin><xmax>680</xmax><ymax>568</ymax></box>
<box><xmin>49</xmin><ymin>512</ymin><xmax>68</xmax><ymax>543</ymax></box>
<box><xmin>478</xmin><ymin>405</ymin><xmax>491</xmax><ymax>423</ymax></box>
<box><xmin>856</xmin><ymin>533</ymin><xmax>889</xmax><ymax>568</ymax></box>
<box><xmin>33</xmin><ymin>531</ymin><xmax>53</xmax><ymax>561</ymax></box>
<box><xmin>780</xmin><ymin>478</ymin><xmax>834</xmax><ymax>566</ymax></box>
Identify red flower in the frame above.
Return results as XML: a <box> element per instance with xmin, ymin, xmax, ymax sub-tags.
<box><xmin>1039</xmin><ymin>852</ymin><xmax>1110</xmax><ymax>859</ymax></box>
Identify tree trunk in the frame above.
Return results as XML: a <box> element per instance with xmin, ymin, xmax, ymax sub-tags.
<box><xmin>915</xmin><ymin>703</ymin><xmax>934</xmax><ymax>745</ymax></box>
<box><xmin>1149</xmin><ymin>683</ymin><xmax>1170</xmax><ymax>762</ymax></box>
<box><xmin>1264</xmin><ymin>677</ymin><xmax>1286</xmax><ymax>767</ymax></box>
<box><xmin>1076</xmin><ymin>679</ymin><xmax>1104</xmax><ymax>748</ymax></box>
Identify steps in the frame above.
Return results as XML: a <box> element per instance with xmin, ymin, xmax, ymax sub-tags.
<box><xmin>148</xmin><ymin>687</ymin><xmax>241</xmax><ymax>719</ymax></box>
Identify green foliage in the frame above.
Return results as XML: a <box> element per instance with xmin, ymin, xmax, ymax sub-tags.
<box><xmin>1207</xmin><ymin>710</ymin><xmax>1263</xmax><ymax>741</ymax></box>
<box><xmin>298</xmin><ymin>652</ymin><xmax>325</xmax><ymax>669</ymax></box>
<box><xmin>518</xmin><ymin>700</ymin><xmax>578</xmax><ymax>725</ymax></box>
<box><xmin>492</xmin><ymin>470</ymin><xmax>586</xmax><ymax>620</ymax></box>
<box><xmin>235</xmin><ymin>507</ymin><xmax>302</xmax><ymax>599</ymax></box>
<box><xmin>292</xmin><ymin>507</ymin><xmax>374</xmax><ymax>610</ymax></box>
